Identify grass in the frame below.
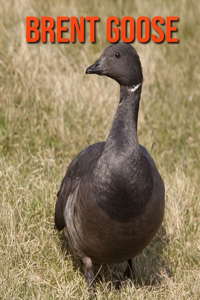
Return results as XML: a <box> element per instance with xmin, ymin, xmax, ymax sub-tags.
<box><xmin>0</xmin><ymin>0</ymin><xmax>200</xmax><ymax>299</ymax></box>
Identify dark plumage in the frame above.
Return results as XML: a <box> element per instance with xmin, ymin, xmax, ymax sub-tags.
<box><xmin>55</xmin><ymin>43</ymin><xmax>165</xmax><ymax>287</ymax></box>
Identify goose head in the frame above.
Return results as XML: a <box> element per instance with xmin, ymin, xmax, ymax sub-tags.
<box><xmin>86</xmin><ymin>42</ymin><xmax>143</xmax><ymax>87</ymax></box>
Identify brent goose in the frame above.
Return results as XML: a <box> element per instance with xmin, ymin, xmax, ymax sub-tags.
<box><xmin>55</xmin><ymin>42</ymin><xmax>165</xmax><ymax>287</ymax></box>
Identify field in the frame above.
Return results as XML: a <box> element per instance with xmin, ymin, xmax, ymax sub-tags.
<box><xmin>0</xmin><ymin>0</ymin><xmax>200</xmax><ymax>299</ymax></box>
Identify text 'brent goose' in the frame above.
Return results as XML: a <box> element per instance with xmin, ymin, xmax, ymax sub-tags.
<box><xmin>55</xmin><ymin>42</ymin><xmax>165</xmax><ymax>288</ymax></box>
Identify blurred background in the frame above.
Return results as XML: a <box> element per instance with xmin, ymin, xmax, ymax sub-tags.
<box><xmin>0</xmin><ymin>0</ymin><xmax>200</xmax><ymax>299</ymax></box>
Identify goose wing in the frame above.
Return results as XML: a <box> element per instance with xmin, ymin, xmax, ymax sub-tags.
<box><xmin>55</xmin><ymin>141</ymin><xmax>105</xmax><ymax>231</ymax></box>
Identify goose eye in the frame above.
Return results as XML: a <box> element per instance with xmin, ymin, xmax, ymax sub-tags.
<box><xmin>115</xmin><ymin>52</ymin><xmax>121</xmax><ymax>58</ymax></box>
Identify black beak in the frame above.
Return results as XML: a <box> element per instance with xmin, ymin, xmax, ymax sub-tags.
<box><xmin>86</xmin><ymin>56</ymin><xmax>107</xmax><ymax>75</ymax></box>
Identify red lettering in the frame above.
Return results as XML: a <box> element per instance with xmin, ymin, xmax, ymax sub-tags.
<box><xmin>137</xmin><ymin>17</ymin><xmax>150</xmax><ymax>43</ymax></box>
<box><xmin>86</xmin><ymin>17</ymin><xmax>99</xmax><ymax>43</ymax></box>
<box><xmin>106</xmin><ymin>17</ymin><xmax>120</xmax><ymax>43</ymax></box>
<box><xmin>41</xmin><ymin>17</ymin><xmax>55</xmax><ymax>43</ymax></box>
<box><xmin>26</xmin><ymin>17</ymin><xmax>40</xmax><ymax>43</ymax></box>
<box><xmin>71</xmin><ymin>17</ymin><xmax>85</xmax><ymax>43</ymax></box>
<box><xmin>166</xmin><ymin>16</ymin><xmax>179</xmax><ymax>43</ymax></box>
<box><xmin>152</xmin><ymin>16</ymin><xmax>165</xmax><ymax>43</ymax></box>
<box><xmin>57</xmin><ymin>17</ymin><xmax>69</xmax><ymax>43</ymax></box>
<box><xmin>121</xmin><ymin>17</ymin><xmax>135</xmax><ymax>43</ymax></box>
<box><xmin>26</xmin><ymin>16</ymin><xmax>179</xmax><ymax>44</ymax></box>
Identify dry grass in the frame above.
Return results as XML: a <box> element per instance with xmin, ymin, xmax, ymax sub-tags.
<box><xmin>1</xmin><ymin>0</ymin><xmax>200</xmax><ymax>299</ymax></box>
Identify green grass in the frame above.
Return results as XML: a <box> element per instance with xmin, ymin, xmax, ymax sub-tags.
<box><xmin>1</xmin><ymin>0</ymin><xmax>200</xmax><ymax>299</ymax></box>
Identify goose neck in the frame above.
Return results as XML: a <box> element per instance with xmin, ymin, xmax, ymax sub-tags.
<box><xmin>105</xmin><ymin>84</ymin><xmax>142</xmax><ymax>159</ymax></box>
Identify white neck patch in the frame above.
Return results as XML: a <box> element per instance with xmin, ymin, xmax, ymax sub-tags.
<box><xmin>128</xmin><ymin>83</ymin><xmax>141</xmax><ymax>93</ymax></box>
